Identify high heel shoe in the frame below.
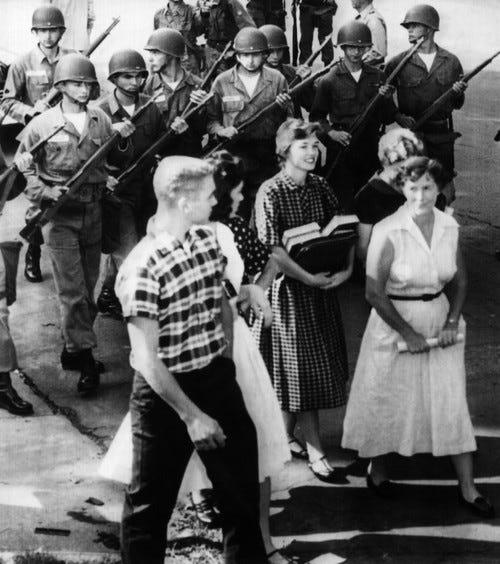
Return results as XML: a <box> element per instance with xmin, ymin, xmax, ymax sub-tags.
<box><xmin>366</xmin><ymin>472</ymin><xmax>397</xmax><ymax>499</ymax></box>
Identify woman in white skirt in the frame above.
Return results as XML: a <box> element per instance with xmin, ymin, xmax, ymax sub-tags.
<box><xmin>342</xmin><ymin>156</ymin><xmax>494</xmax><ymax>518</ymax></box>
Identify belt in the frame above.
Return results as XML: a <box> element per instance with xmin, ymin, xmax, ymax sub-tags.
<box><xmin>388</xmin><ymin>291</ymin><xmax>442</xmax><ymax>302</ymax></box>
<box><xmin>418</xmin><ymin>120</ymin><xmax>450</xmax><ymax>134</ymax></box>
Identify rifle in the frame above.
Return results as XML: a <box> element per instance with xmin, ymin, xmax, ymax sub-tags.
<box><xmin>414</xmin><ymin>48</ymin><xmax>500</xmax><ymax>131</ymax></box>
<box><xmin>19</xmin><ymin>92</ymin><xmax>160</xmax><ymax>242</ymax></box>
<box><xmin>204</xmin><ymin>61</ymin><xmax>335</xmax><ymax>158</ymax></box>
<box><xmin>324</xmin><ymin>36</ymin><xmax>425</xmax><ymax>181</ymax></box>
<box><xmin>33</xmin><ymin>17</ymin><xmax>122</xmax><ymax>111</ymax></box>
<box><xmin>116</xmin><ymin>94</ymin><xmax>214</xmax><ymax>191</ymax></box>
<box><xmin>288</xmin><ymin>32</ymin><xmax>335</xmax><ymax>89</ymax></box>
<box><xmin>291</xmin><ymin>0</ymin><xmax>298</xmax><ymax>66</ymax></box>
<box><xmin>0</xmin><ymin>124</ymin><xmax>65</xmax><ymax>216</ymax></box>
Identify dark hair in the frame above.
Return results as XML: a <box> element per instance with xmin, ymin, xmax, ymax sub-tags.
<box><xmin>275</xmin><ymin>118</ymin><xmax>321</xmax><ymax>165</ymax></box>
<box><xmin>401</xmin><ymin>156</ymin><xmax>447</xmax><ymax>191</ymax></box>
<box><xmin>207</xmin><ymin>150</ymin><xmax>245</xmax><ymax>221</ymax></box>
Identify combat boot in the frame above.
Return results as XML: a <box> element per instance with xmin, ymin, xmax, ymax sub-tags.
<box><xmin>0</xmin><ymin>373</ymin><xmax>34</xmax><ymax>415</ymax></box>
<box><xmin>24</xmin><ymin>243</ymin><xmax>43</xmax><ymax>283</ymax></box>
<box><xmin>61</xmin><ymin>347</ymin><xmax>105</xmax><ymax>374</ymax></box>
<box><xmin>76</xmin><ymin>350</ymin><xmax>100</xmax><ymax>395</ymax></box>
<box><xmin>97</xmin><ymin>285</ymin><xmax>123</xmax><ymax>320</ymax></box>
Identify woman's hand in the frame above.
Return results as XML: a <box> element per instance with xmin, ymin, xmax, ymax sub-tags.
<box><xmin>307</xmin><ymin>271</ymin><xmax>334</xmax><ymax>288</ymax></box>
<box><xmin>437</xmin><ymin>319</ymin><xmax>459</xmax><ymax>348</ymax></box>
<box><xmin>318</xmin><ymin>270</ymin><xmax>351</xmax><ymax>290</ymax></box>
<box><xmin>402</xmin><ymin>329</ymin><xmax>430</xmax><ymax>354</ymax></box>
<box><xmin>237</xmin><ymin>284</ymin><xmax>273</xmax><ymax>327</ymax></box>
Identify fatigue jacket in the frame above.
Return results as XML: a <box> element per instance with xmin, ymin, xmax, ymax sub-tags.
<box><xmin>199</xmin><ymin>0</ymin><xmax>255</xmax><ymax>48</ymax></box>
<box><xmin>16</xmin><ymin>103</ymin><xmax>113</xmax><ymax>205</ymax></box>
<box><xmin>310</xmin><ymin>60</ymin><xmax>396</xmax><ymax>136</ymax></box>
<box><xmin>143</xmin><ymin>70</ymin><xmax>206</xmax><ymax>156</ymax></box>
<box><xmin>1</xmin><ymin>45</ymin><xmax>74</xmax><ymax>125</ymax></box>
<box><xmin>208</xmin><ymin>65</ymin><xmax>291</xmax><ymax>142</ymax></box>
<box><xmin>355</xmin><ymin>3</ymin><xmax>387</xmax><ymax>66</ymax></box>
<box><xmin>385</xmin><ymin>45</ymin><xmax>464</xmax><ymax>122</ymax></box>
<box><xmin>97</xmin><ymin>91</ymin><xmax>166</xmax><ymax>201</ymax></box>
<box><xmin>154</xmin><ymin>3</ymin><xmax>201</xmax><ymax>54</ymax></box>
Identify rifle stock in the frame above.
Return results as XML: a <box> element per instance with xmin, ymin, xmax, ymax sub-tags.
<box><xmin>19</xmin><ymin>95</ymin><xmax>159</xmax><ymax>242</ymax></box>
<box><xmin>204</xmin><ymin>62</ymin><xmax>335</xmax><ymax>158</ymax></box>
<box><xmin>414</xmin><ymin>48</ymin><xmax>500</xmax><ymax>130</ymax></box>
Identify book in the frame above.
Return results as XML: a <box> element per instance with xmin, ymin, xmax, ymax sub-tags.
<box><xmin>282</xmin><ymin>215</ymin><xmax>359</xmax><ymax>274</ymax></box>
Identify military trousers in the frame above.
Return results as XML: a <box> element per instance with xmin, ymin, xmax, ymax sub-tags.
<box><xmin>299</xmin><ymin>9</ymin><xmax>334</xmax><ymax>65</ymax></box>
<box><xmin>43</xmin><ymin>200</ymin><xmax>101</xmax><ymax>353</ymax></box>
<box><xmin>0</xmin><ymin>252</ymin><xmax>17</xmax><ymax>372</ymax></box>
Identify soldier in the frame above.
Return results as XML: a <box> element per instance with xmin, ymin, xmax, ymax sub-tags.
<box><xmin>1</xmin><ymin>6</ymin><xmax>73</xmax><ymax>284</ymax></box>
<box><xmin>143</xmin><ymin>29</ymin><xmax>208</xmax><ymax>157</ymax></box>
<box><xmin>15</xmin><ymin>54</ymin><xmax>134</xmax><ymax>395</ymax></box>
<box><xmin>247</xmin><ymin>0</ymin><xmax>286</xmax><ymax>29</ymax></box>
<box><xmin>96</xmin><ymin>50</ymin><xmax>166</xmax><ymax>320</ymax></box>
<box><xmin>153</xmin><ymin>0</ymin><xmax>203</xmax><ymax>75</ymax></box>
<box><xmin>299</xmin><ymin>0</ymin><xmax>337</xmax><ymax>66</ymax></box>
<box><xmin>386</xmin><ymin>4</ymin><xmax>467</xmax><ymax>204</ymax></box>
<box><xmin>260</xmin><ymin>24</ymin><xmax>313</xmax><ymax>117</ymax></box>
<box><xmin>42</xmin><ymin>0</ymin><xmax>95</xmax><ymax>52</ymax></box>
<box><xmin>197</xmin><ymin>0</ymin><xmax>256</xmax><ymax>76</ymax></box>
<box><xmin>207</xmin><ymin>27</ymin><xmax>292</xmax><ymax>219</ymax></box>
<box><xmin>351</xmin><ymin>0</ymin><xmax>387</xmax><ymax>67</ymax></box>
<box><xmin>310</xmin><ymin>21</ymin><xmax>397</xmax><ymax>209</ymax></box>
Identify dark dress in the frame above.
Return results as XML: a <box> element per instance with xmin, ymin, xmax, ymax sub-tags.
<box><xmin>254</xmin><ymin>170</ymin><xmax>348</xmax><ymax>412</ymax></box>
<box><xmin>354</xmin><ymin>178</ymin><xmax>406</xmax><ymax>225</ymax></box>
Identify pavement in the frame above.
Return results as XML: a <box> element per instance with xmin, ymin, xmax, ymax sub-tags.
<box><xmin>1</xmin><ymin>11</ymin><xmax>500</xmax><ymax>564</ymax></box>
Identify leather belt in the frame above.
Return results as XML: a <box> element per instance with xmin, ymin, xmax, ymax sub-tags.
<box><xmin>388</xmin><ymin>291</ymin><xmax>442</xmax><ymax>302</ymax></box>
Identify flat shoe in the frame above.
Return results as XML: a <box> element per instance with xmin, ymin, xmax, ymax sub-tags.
<box><xmin>288</xmin><ymin>437</ymin><xmax>307</xmax><ymax>460</ymax></box>
<box><xmin>366</xmin><ymin>473</ymin><xmax>397</xmax><ymax>498</ymax></box>
<box><xmin>308</xmin><ymin>456</ymin><xmax>347</xmax><ymax>484</ymax></box>
<box><xmin>459</xmin><ymin>492</ymin><xmax>495</xmax><ymax>519</ymax></box>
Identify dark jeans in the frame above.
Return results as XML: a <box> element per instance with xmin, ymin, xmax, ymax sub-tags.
<box><xmin>299</xmin><ymin>8</ymin><xmax>334</xmax><ymax>65</ymax></box>
<box><xmin>121</xmin><ymin>356</ymin><xmax>267</xmax><ymax>564</ymax></box>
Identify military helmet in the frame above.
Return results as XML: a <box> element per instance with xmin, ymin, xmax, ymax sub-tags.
<box><xmin>401</xmin><ymin>4</ymin><xmax>440</xmax><ymax>31</ymax></box>
<box><xmin>32</xmin><ymin>5</ymin><xmax>65</xmax><ymax>30</ymax></box>
<box><xmin>259</xmin><ymin>24</ymin><xmax>288</xmax><ymax>50</ymax></box>
<box><xmin>337</xmin><ymin>21</ymin><xmax>372</xmax><ymax>47</ymax></box>
<box><xmin>144</xmin><ymin>29</ymin><xmax>185</xmax><ymax>58</ymax></box>
<box><xmin>53</xmin><ymin>54</ymin><xmax>98</xmax><ymax>85</ymax></box>
<box><xmin>108</xmin><ymin>50</ymin><xmax>148</xmax><ymax>81</ymax></box>
<box><xmin>234</xmin><ymin>27</ymin><xmax>269</xmax><ymax>54</ymax></box>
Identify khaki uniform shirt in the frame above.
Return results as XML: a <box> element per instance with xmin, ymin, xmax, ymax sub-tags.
<box><xmin>1</xmin><ymin>45</ymin><xmax>74</xmax><ymax>125</ymax></box>
<box><xmin>16</xmin><ymin>103</ymin><xmax>113</xmax><ymax>205</ymax></box>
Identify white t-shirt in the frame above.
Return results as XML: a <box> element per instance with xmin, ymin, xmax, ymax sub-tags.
<box><xmin>122</xmin><ymin>103</ymin><xmax>135</xmax><ymax>117</ymax></box>
<box><xmin>418</xmin><ymin>51</ymin><xmax>437</xmax><ymax>72</ymax></box>
<box><xmin>238</xmin><ymin>72</ymin><xmax>260</xmax><ymax>97</ymax></box>
<box><xmin>350</xmin><ymin>69</ymin><xmax>362</xmax><ymax>83</ymax></box>
<box><xmin>165</xmin><ymin>79</ymin><xmax>181</xmax><ymax>91</ymax></box>
<box><xmin>64</xmin><ymin>111</ymin><xmax>87</xmax><ymax>135</ymax></box>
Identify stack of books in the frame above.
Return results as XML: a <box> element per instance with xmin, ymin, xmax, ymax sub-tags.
<box><xmin>282</xmin><ymin>214</ymin><xmax>358</xmax><ymax>274</ymax></box>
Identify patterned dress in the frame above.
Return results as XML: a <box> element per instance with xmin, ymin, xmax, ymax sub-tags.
<box><xmin>254</xmin><ymin>170</ymin><xmax>348</xmax><ymax>412</ymax></box>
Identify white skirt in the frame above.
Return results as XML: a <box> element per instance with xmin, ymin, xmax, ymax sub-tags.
<box><xmin>99</xmin><ymin>316</ymin><xmax>290</xmax><ymax>486</ymax></box>
<box><xmin>341</xmin><ymin>295</ymin><xmax>477</xmax><ymax>458</ymax></box>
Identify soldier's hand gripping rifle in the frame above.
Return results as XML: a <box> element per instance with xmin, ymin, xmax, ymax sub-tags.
<box><xmin>204</xmin><ymin>61</ymin><xmax>336</xmax><ymax>158</ymax></box>
<box><xmin>288</xmin><ymin>32</ymin><xmax>335</xmax><ymax>89</ymax></box>
<box><xmin>0</xmin><ymin>124</ymin><xmax>65</xmax><ymax>216</ymax></box>
<box><xmin>26</xmin><ymin>17</ymin><xmax>122</xmax><ymax>114</ymax></box>
<box><xmin>115</xmin><ymin>46</ymin><xmax>230</xmax><ymax>190</ymax></box>
<box><xmin>412</xmin><ymin>49</ymin><xmax>500</xmax><ymax>132</ymax></box>
<box><xmin>19</xmin><ymin>92</ymin><xmax>160</xmax><ymax>243</ymax></box>
<box><xmin>324</xmin><ymin>36</ymin><xmax>425</xmax><ymax>181</ymax></box>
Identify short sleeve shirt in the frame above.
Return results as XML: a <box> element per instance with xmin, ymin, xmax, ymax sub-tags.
<box><xmin>223</xmin><ymin>215</ymin><xmax>269</xmax><ymax>277</ymax></box>
<box><xmin>115</xmin><ymin>221</ymin><xmax>227</xmax><ymax>375</ymax></box>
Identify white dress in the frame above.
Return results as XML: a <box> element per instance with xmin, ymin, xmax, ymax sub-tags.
<box><xmin>99</xmin><ymin>222</ymin><xmax>290</xmax><ymax>485</ymax></box>
<box><xmin>341</xmin><ymin>204</ymin><xmax>477</xmax><ymax>458</ymax></box>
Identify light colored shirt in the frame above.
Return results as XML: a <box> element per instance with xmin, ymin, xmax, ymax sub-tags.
<box><xmin>418</xmin><ymin>51</ymin><xmax>437</xmax><ymax>72</ymax></box>
<box><xmin>356</xmin><ymin>3</ymin><xmax>387</xmax><ymax>66</ymax></box>
<box><xmin>350</xmin><ymin>69</ymin><xmax>362</xmax><ymax>83</ymax></box>
<box><xmin>63</xmin><ymin>111</ymin><xmax>86</xmax><ymax>135</ymax></box>
<box><xmin>238</xmin><ymin>72</ymin><xmax>260</xmax><ymax>97</ymax></box>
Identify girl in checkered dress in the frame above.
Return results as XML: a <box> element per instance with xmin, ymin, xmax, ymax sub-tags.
<box><xmin>254</xmin><ymin>118</ymin><xmax>352</xmax><ymax>482</ymax></box>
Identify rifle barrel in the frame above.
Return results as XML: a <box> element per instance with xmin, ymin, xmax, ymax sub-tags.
<box><xmin>84</xmin><ymin>17</ymin><xmax>120</xmax><ymax>57</ymax></box>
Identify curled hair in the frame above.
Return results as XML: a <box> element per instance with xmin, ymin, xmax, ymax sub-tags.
<box><xmin>206</xmin><ymin>150</ymin><xmax>245</xmax><ymax>221</ymax></box>
<box><xmin>275</xmin><ymin>118</ymin><xmax>321</xmax><ymax>165</ymax></box>
<box><xmin>400</xmin><ymin>156</ymin><xmax>446</xmax><ymax>191</ymax></box>
<box><xmin>378</xmin><ymin>128</ymin><xmax>425</xmax><ymax>167</ymax></box>
<box><xmin>153</xmin><ymin>156</ymin><xmax>215</xmax><ymax>204</ymax></box>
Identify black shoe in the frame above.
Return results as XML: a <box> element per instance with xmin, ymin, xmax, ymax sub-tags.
<box><xmin>61</xmin><ymin>348</ymin><xmax>105</xmax><ymax>374</ymax></box>
<box><xmin>77</xmin><ymin>362</ymin><xmax>100</xmax><ymax>395</ymax></box>
<box><xmin>459</xmin><ymin>491</ymin><xmax>495</xmax><ymax>519</ymax></box>
<box><xmin>97</xmin><ymin>286</ymin><xmax>123</xmax><ymax>320</ymax></box>
<box><xmin>288</xmin><ymin>437</ymin><xmax>308</xmax><ymax>460</ymax></box>
<box><xmin>308</xmin><ymin>457</ymin><xmax>349</xmax><ymax>484</ymax></box>
<box><xmin>24</xmin><ymin>243</ymin><xmax>43</xmax><ymax>283</ymax></box>
<box><xmin>366</xmin><ymin>473</ymin><xmax>397</xmax><ymax>499</ymax></box>
<box><xmin>190</xmin><ymin>492</ymin><xmax>221</xmax><ymax>528</ymax></box>
<box><xmin>0</xmin><ymin>384</ymin><xmax>34</xmax><ymax>416</ymax></box>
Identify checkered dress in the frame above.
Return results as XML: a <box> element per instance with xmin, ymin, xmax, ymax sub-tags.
<box><xmin>254</xmin><ymin>171</ymin><xmax>348</xmax><ymax>412</ymax></box>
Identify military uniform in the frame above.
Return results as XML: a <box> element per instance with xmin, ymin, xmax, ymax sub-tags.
<box><xmin>247</xmin><ymin>0</ymin><xmax>286</xmax><ymax>29</ymax></box>
<box><xmin>198</xmin><ymin>0</ymin><xmax>256</xmax><ymax>75</ymax></box>
<box><xmin>154</xmin><ymin>3</ymin><xmax>203</xmax><ymax>75</ymax></box>
<box><xmin>16</xmin><ymin>103</ymin><xmax>114</xmax><ymax>355</ymax></box>
<box><xmin>273</xmin><ymin>63</ymin><xmax>313</xmax><ymax>117</ymax></box>
<box><xmin>208</xmin><ymin>65</ymin><xmax>291</xmax><ymax>218</ymax></box>
<box><xmin>385</xmin><ymin>46</ymin><xmax>464</xmax><ymax>184</ymax></box>
<box><xmin>144</xmin><ymin>70</ymin><xmax>206</xmax><ymax>157</ymax></box>
<box><xmin>310</xmin><ymin>60</ymin><xmax>397</xmax><ymax>208</ymax></box>
<box><xmin>355</xmin><ymin>2</ymin><xmax>387</xmax><ymax>67</ymax></box>
<box><xmin>299</xmin><ymin>0</ymin><xmax>337</xmax><ymax>65</ymax></box>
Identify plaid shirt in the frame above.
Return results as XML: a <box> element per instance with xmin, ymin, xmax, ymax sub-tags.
<box><xmin>115</xmin><ymin>220</ymin><xmax>227</xmax><ymax>375</ymax></box>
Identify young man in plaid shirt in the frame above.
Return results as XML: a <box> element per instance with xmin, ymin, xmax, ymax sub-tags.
<box><xmin>116</xmin><ymin>155</ymin><xmax>267</xmax><ymax>564</ymax></box>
